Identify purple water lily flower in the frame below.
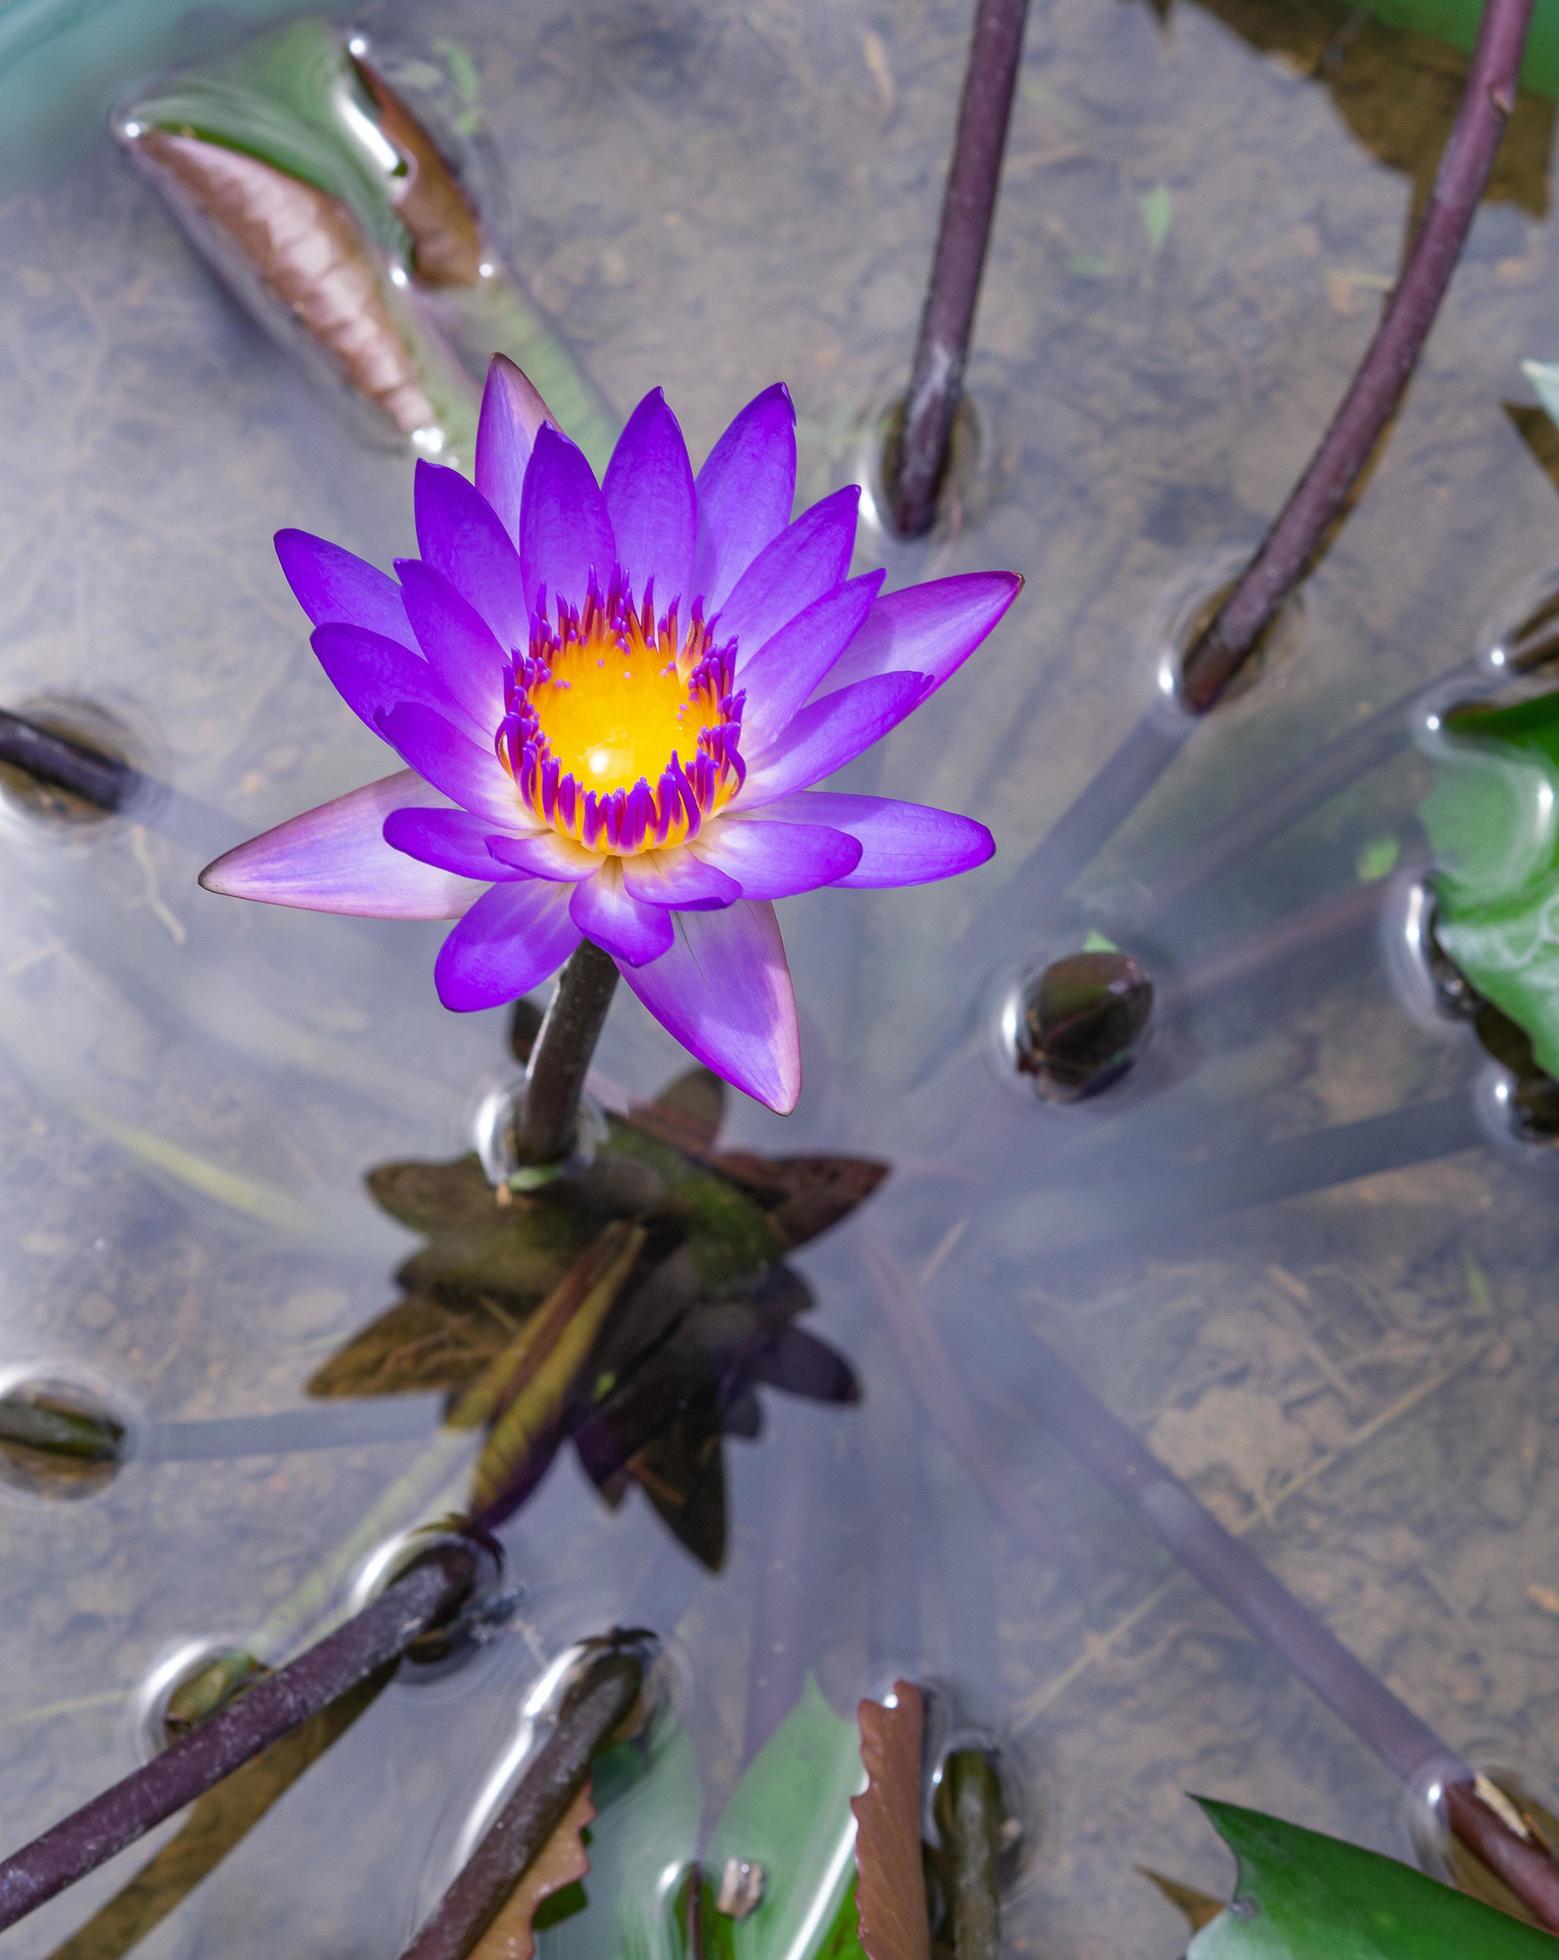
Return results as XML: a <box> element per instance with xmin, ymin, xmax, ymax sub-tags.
<box><xmin>201</xmin><ymin>358</ymin><xmax>1020</xmax><ymax>1112</ymax></box>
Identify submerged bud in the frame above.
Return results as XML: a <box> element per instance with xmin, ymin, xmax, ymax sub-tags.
<box><xmin>1014</xmin><ymin>950</ymin><xmax>1154</xmax><ymax>1102</ymax></box>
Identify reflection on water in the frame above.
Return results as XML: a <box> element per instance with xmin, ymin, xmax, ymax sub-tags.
<box><xmin>6</xmin><ymin>0</ymin><xmax>1559</xmax><ymax>1950</ymax></box>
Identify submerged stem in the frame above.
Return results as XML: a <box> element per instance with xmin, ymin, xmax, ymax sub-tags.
<box><xmin>509</xmin><ymin>940</ymin><xmax>621</xmax><ymax>1169</ymax></box>
<box><xmin>888</xmin><ymin>0</ymin><xmax>1031</xmax><ymax>538</ymax></box>
<box><xmin>1015</xmin><ymin>1335</ymin><xmax>1466</xmax><ymax>1793</ymax></box>
<box><xmin>937</xmin><ymin>1748</ymin><xmax>1005</xmax><ymax>1959</ymax></box>
<box><xmin>1181</xmin><ymin>0</ymin><xmax>1536</xmax><ymax>710</ymax></box>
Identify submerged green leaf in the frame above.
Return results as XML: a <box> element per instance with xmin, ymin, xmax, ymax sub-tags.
<box><xmin>1420</xmin><ymin>691</ymin><xmax>1559</xmax><ymax>1077</ymax></box>
<box><xmin>703</xmin><ymin>1678</ymin><xmax>866</xmax><ymax>1959</ymax></box>
<box><xmin>1189</xmin><ymin>1801</ymin><xmax>1559</xmax><ymax>1957</ymax></box>
<box><xmin>1355</xmin><ymin>834</ymin><xmax>1401</xmax><ymax>883</ymax></box>
<box><xmin>1343</xmin><ymin>0</ymin><xmax>1559</xmax><ymax>101</ymax></box>
<box><xmin>1139</xmin><ymin>182</ymin><xmax>1174</xmax><ymax>255</ymax></box>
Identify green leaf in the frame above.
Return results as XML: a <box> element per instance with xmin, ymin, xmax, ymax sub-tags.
<box><xmin>1419</xmin><ymin>691</ymin><xmax>1559</xmax><ymax>1077</ymax></box>
<box><xmin>703</xmin><ymin>1678</ymin><xmax>865</xmax><ymax>1959</ymax></box>
<box><xmin>1189</xmin><ymin>1800</ymin><xmax>1559</xmax><ymax>1958</ymax></box>
<box><xmin>1340</xmin><ymin>0</ymin><xmax>1559</xmax><ymax>100</ymax></box>
<box><xmin>1355</xmin><ymin>834</ymin><xmax>1401</xmax><ymax>883</ymax></box>
<box><xmin>1139</xmin><ymin>182</ymin><xmax>1174</xmax><ymax>255</ymax></box>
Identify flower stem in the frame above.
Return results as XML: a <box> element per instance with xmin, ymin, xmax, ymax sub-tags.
<box><xmin>888</xmin><ymin>0</ymin><xmax>1031</xmax><ymax>538</ymax></box>
<box><xmin>510</xmin><ymin>941</ymin><xmax>620</xmax><ymax>1169</ymax></box>
<box><xmin>935</xmin><ymin>1748</ymin><xmax>1005</xmax><ymax>1960</ymax></box>
<box><xmin>0</xmin><ymin>1543</ymin><xmax>476</xmax><ymax>1934</ymax></box>
<box><xmin>984</xmin><ymin>0</ymin><xmax>1533</xmax><ymax>921</ymax></box>
<box><xmin>0</xmin><ymin>708</ymin><xmax>134</xmax><ymax>812</ymax></box>
<box><xmin>398</xmin><ymin>1646</ymin><xmax>644</xmax><ymax>1960</ymax></box>
<box><xmin>1180</xmin><ymin>0</ymin><xmax>1535</xmax><ymax>712</ymax></box>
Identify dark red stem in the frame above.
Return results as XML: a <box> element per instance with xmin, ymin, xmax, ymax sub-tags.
<box><xmin>399</xmin><ymin>1648</ymin><xmax>643</xmax><ymax>1960</ymax></box>
<box><xmin>888</xmin><ymin>0</ymin><xmax>1031</xmax><ymax>537</ymax></box>
<box><xmin>0</xmin><ymin>1543</ymin><xmax>476</xmax><ymax>1933</ymax></box>
<box><xmin>1181</xmin><ymin>0</ymin><xmax>1536</xmax><ymax>711</ymax></box>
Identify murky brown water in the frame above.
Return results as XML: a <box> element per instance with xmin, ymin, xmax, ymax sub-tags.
<box><xmin>5</xmin><ymin>0</ymin><xmax>1559</xmax><ymax>1953</ymax></box>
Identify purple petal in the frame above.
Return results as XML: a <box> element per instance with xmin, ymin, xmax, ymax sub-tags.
<box><xmin>691</xmin><ymin>384</ymin><xmax>797</xmax><ymax>613</ymax></box>
<box><xmin>520</xmin><ymin>425</ymin><xmax>617</xmax><ymax>615</ymax></box>
<box><xmin>719</xmin><ymin>486</ymin><xmax>861</xmax><ymax>665</ymax></box>
<box><xmin>737</xmin><ymin>571</ymin><xmax>884</xmax><ymax>750</ymax></box>
<box><xmin>569</xmin><ymin>862</ymin><xmax>675</xmax><ymax>966</ymax></box>
<box><xmin>414</xmin><ymin>460</ymin><xmax>529</xmax><ymax>654</ymax></box>
<box><xmin>739</xmin><ymin>672</ymin><xmax>930</xmax><ymax>805</ymax></box>
<box><xmin>619</xmin><ymin>848</ymin><xmax>741</xmax><ymax>909</ymax></box>
<box><xmin>603</xmin><ymin>389</ymin><xmax>696</xmax><ymax>610</ymax></box>
<box><xmin>379</xmin><ymin>704</ymin><xmax>522</xmax><ymax>826</ymax></box>
<box><xmin>488</xmin><ymin>831</ymin><xmax>599</xmax><ymax>883</ymax></box>
<box><xmin>616</xmin><ymin>900</ymin><xmax>800</xmax><ymax>1113</ymax></box>
<box><xmin>199</xmin><ymin>771</ymin><xmax>481</xmax><ymax>919</ymax></box>
<box><xmin>310</xmin><ymin>623</ymin><xmax>476</xmax><ymax>743</ymax></box>
<box><xmin>435</xmin><ymin>878</ymin><xmax>581</xmax><ymax>1011</ymax></box>
<box><xmin>475</xmin><ymin>354</ymin><xmax>554</xmax><ymax>542</ymax></box>
<box><xmin>383</xmin><ymin>806</ymin><xmax>524</xmax><ymax>881</ymax></box>
<box><xmin>275</xmin><ymin>530</ymin><xmax>414</xmax><ymax>648</ymax></box>
<box><xmin>691</xmin><ymin>816</ymin><xmax>861</xmax><ymax>898</ymax></box>
<box><xmin>397</xmin><ymin>559</ymin><xmax>508</xmax><ymax>733</ymax></box>
<box><xmin>824</xmin><ymin>571</ymin><xmax>1021</xmax><ymax>696</ymax></box>
<box><xmin>749</xmin><ymin>791</ymin><xmax>995</xmax><ymax>888</ymax></box>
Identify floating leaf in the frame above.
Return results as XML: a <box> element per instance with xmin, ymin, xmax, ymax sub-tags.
<box><xmin>702</xmin><ymin>1678</ymin><xmax>866</xmax><ymax>1958</ymax></box>
<box><xmin>1343</xmin><ymin>0</ymin><xmax>1559</xmax><ymax>100</ymax></box>
<box><xmin>851</xmin><ymin>1683</ymin><xmax>930</xmax><ymax>1960</ymax></box>
<box><xmin>129</xmin><ymin>130</ymin><xmax>447</xmax><ymax>439</ymax></box>
<box><xmin>1420</xmin><ymin>691</ymin><xmax>1559</xmax><ymax>1078</ymax></box>
<box><xmin>474</xmin><ymin>1780</ymin><xmax>596</xmax><ymax>1960</ymax></box>
<box><xmin>1188</xmin><ymin>1800</ymin><xmax>1559</xmax><ymax>1957</ymax></box>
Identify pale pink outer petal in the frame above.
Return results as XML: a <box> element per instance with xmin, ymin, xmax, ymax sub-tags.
<box><xmin>616</xmin><ymin>900</ymin><xmax>800</xmax><ymax>1113</ymax></box>
<box><xmin>475</xmin><ymin>354</ymin><xmax>555</xmax><ymax>542</ymax></box>
<box><xmin>199</xmin><ymin>772</ymin><xmax>482</xmax><ymax>920</ymax></box>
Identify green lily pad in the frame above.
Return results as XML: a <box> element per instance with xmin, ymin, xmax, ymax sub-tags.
<box><xmin>1420</xmin><ymin>690</ymin><xmax>1559</xmax><ymax>1077</ymax></box>
<box><xmin>1189</xmin><ymin>1800</ymin><xmax>1559</xmax><ymax>1958</ymax></box>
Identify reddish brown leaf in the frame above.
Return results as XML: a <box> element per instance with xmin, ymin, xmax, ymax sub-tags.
<box><xmin>851</xmin><ymin>1681</ymin><xmax>931</xmax><ymax>1960</ymax></box>
<box><xmin>354</xmin><ymin>60</ymin><xmax>486</xmax><ymax>288</ymax></box>
<box><xmin>471</xmin><ymin>1780</ymin><xmax>595</xmax><ymax>1960</ymax></box>
<box><xmin>132</xmin><ymin>130</ymin><xmax>437</xmax><ymax>435</ymax></box>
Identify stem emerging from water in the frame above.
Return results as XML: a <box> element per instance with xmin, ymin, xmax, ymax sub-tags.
<box><xmin>399</xmin><ymin>1647</ymin><xmax>644</xmax><ymax>1960</ymax></box>
<box><xmin>1181</xmin><ymin>0</ymin><xmax>1535</xmax><ymax>711</ymax></box>
<box><xmin>0</xmin><ymin>1544</ymin><xmax>476</xmax><ymax>1933</ymax></box>
<box><xmin>510</xmin><ymin>940</ymin><xmax>620</xmax><ymax>1169</ymax></box>
<box><xmin>0</xmin><ymin>709</ymin><xmax>133</xmax><ymax>812</ymax></box>
<box><xmin>888</xmin><ymin>0</ymin><xmax>1031</xmax><ymax>538</ymax></box>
